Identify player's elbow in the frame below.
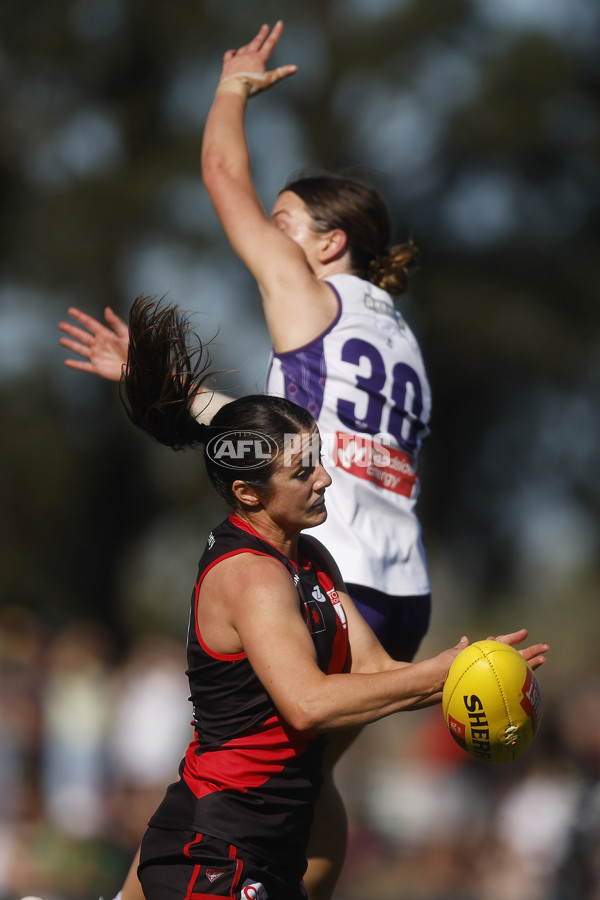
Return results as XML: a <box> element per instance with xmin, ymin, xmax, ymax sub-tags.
<box><xmin>281</xmin><ymin>692</ymin><xmax>337</xmax><ymax>734</ymax></box>
<box><xmin>282</xmin><ymin>702</ymin><xmax>320</xmax><ymax>733</ymax></box>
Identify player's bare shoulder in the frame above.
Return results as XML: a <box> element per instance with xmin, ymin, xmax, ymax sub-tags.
<box><xmin>206</xmin><ymin>551</ymin><xmax>293</xmax><ymax>603</ymax></box>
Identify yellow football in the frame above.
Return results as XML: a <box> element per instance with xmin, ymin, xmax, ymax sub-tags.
<box><xmin>442</xmin><ymin>640</ymin><xmax>542</xmax><ymax>764</ymax></box>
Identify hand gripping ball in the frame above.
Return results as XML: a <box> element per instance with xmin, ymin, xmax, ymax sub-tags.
<box><xmin>442</xmin><ymin>640</ymin><xmax>542</xmax><ymax>764</ymax></box>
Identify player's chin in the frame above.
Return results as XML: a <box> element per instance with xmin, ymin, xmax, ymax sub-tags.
<box><xmin>305</xmin><ymin>503</ymin><xmax>327</xmax><ymax>526</ymax></box>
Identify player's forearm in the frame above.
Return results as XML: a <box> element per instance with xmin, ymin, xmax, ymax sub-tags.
<box><xmin>202</xmin><ymin>91</ymin><xmax>252</xmax><ymax>195</ymax></box>
<box><xmin>288</xmin><ymin>655</ymin><xmax>450</xmax><ymax>733</ymax></box>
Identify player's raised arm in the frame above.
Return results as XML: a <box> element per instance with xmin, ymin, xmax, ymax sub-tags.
<box><xmin>201</xmin><ymin>22</ymin><xmax>338</xmax><ymax>351</ymax></box>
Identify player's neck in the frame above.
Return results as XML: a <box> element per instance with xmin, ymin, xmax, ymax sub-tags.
<box><xmin>235</xmin><ymin>509</ymin><xmax>300</xmax><ymax>562</ymax></box>
<box><xmin>316</xmin><ymin>261</ymin><xmax>352</xmax><ymax>281</ymax></box>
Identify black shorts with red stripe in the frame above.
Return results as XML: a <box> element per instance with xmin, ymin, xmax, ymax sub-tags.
<box><xmin>138</xmin><ymin>827</ymin><xmax>308</xmax><ymax>900</ymax></box>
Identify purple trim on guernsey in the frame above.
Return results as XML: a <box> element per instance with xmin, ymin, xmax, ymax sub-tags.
<box><xmin>266</xmin><ymin>282</ymin><xmax>342</xmax><ymax>420</ymax></box>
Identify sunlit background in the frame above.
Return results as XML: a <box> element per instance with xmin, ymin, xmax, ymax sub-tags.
<box><xmin>1</xmin><ymin>0</ymin><xmax>599</xmax><ymax>898</ymax></box>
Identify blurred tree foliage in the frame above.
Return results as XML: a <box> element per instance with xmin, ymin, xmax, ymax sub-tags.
<box><xmin>1</xmin><ymin>0</ymin><xmax>599</xmax><ymax>640</ymax></box>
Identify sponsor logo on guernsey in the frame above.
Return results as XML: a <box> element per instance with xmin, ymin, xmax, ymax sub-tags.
<box><xmin>332</xmin><ymin>432</ymin><xmax>417</xmax><ymax>498</ymax></box>
<box><xmin>206</xmin><ymin>868</ymin><xmax>225</xmax><ymax>882</ymax></box>
<box><xmin>293</xmin><ymin>572</ymin><xmax>300</xmax><ymax>586</ymax></box>
<box><xmin>327</xmin><ymin>588</ymin><xmax>348</xmax><ymax>629</ymax></box>
<box><xmin>312</xmin><ymin>585</ymin><xmax>326</xmax><ymax>603</ymax></box>
<box><xmin>363</xmin><ymin>290</ymin><xmax>405</xmax><ymax>328</ymax></box>
<box><xmin>463</xmin><ymin>695</ymin><xmax>492</xmax><ymax>760</ymax></box>
<box><xmin>241</xmin><ymin>881</ymin><xmax>269</xmax><ymax>899</ymax></box>
<box><xmin>207</xmin><ymin>532</ymin><xmax>215</xmax><ymax>550</ymax></box>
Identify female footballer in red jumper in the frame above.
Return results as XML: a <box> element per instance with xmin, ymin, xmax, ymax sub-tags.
<box><xmin>78</xmin><ymin>296</ymin><xmax>546</xmax><ymax>900</ymax></box>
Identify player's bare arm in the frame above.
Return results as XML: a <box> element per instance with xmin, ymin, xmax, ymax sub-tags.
<box><xmin>201</xmin><ymin>22</ymin><xmax>338</xmax><ymax>352</ymax></box>
<box><xmin>203</xmin><ymin>553</ymin><xmax>466</xmax><ymax>732</ymax></box>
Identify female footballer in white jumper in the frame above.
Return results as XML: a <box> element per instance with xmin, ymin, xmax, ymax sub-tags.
<box><xmin>60</xmin><ymin>21</ymin><xmax>435</xmax><ymax>900</ymax></box>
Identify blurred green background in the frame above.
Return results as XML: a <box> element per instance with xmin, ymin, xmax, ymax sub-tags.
<box><xmin>1</xmin><ymin>1</ymin><xmax>599</xmax><ymax>898</ymax></box>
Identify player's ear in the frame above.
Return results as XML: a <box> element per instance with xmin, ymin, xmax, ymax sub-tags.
<box><xmin>231</xmin><ymin>479</ymin><xmax>262</xmax><ymax>509</ymax></box>
<box><xmin>318</xmin><ymin>229</ymin><xmax>348</xmax><ymax>264</ymax></box>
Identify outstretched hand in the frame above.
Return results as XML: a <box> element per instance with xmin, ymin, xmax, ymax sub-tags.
<box><xmin>217</xmin><ymin>21</ymin><xmax>297</xmax><ymax>98</ymax></box>
<box><xmin>491</xmin><ymin>628</ymin><xmax>548</xmax><ymax>671</ymax></box>
<box><xmin>59</xmin><ymin>306</ymin><xmax>129</xmax><ymax>382</ymax></box>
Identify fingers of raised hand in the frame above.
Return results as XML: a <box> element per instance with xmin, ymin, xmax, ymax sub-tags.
<box><xmin>257</xmin><ymin>20</ymin><xmax>284</xmax><ymax>56</ymax></box>
<box><xmin>104</xmin><ymin>307</ymin><xmax>129</xmax><ymax>336</ymax></box>
<box><xmin>64</xmin><ymin>358</ymin><xmax>95</xmax><ymax>372</ymax></box>
<box><xmin>247</xmin><ymin>23</ymin><xmax>272</xmax><ymax>52</ymax></box>
<box><xmin>225</xmin><ymin>21</ymin><xmax>284</xmax><ymax>66</ymax></box>
<box><xmin>60</xmin><ymin>335</ymin><xmax>92</xmax><ymax>358</ymax></box>
<box><xmin>249</xmin><ymin>66</ymin><xmax>296</xmax><ymax>95</ymax></box>
<box><xmin>59</xmin><ymin>322</ymin><xmax>95</xmax><ymax>346</ymax></box>
<box><xmin>220</xmin><ymin>65</ymin><xmax>297</xmax><ymax>97</ymax></box>
<box><xmin>64</xmin><ymin>307</ymin><xmax>108</xmax><ymax>336</ymax></box>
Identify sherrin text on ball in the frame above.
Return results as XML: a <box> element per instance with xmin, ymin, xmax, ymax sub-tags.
<box><xmin>442</xmin><ymin>640</ymin><xmax>542</xmax><ymax>764</ymax></box>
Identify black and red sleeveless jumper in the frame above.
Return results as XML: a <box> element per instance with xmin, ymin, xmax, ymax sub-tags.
<box><xmin>147</xmin><ymin>514</ymin><xmax>349</xmax><ymax>880</ymax></box>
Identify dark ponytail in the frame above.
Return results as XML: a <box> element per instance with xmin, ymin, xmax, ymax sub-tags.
<box><xmin>119</xmin><ymin>295</ymin><xmax>317</xmax><ymax>511</ymax></box>
<box><xmin>119</xmin><ymin>295</ymin><xmax>215</xmax><ymax>450</ymax></box>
